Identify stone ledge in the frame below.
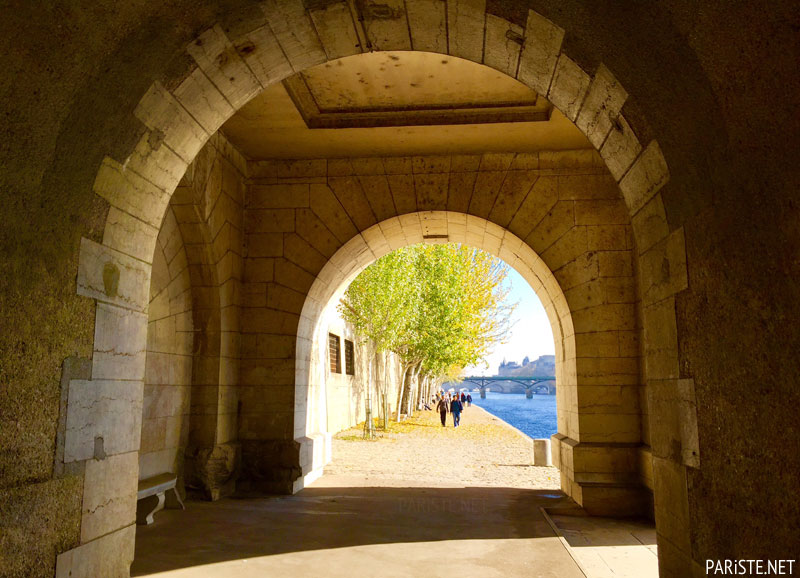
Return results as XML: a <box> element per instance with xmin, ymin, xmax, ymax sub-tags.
<box><xmin>552</xmin><ymin>433</ymin><xmax>652</xmax><ymax>517</ymax></box>
<box><xmin>237</xmin><ymin>438</ymin><xmax>302</xmax><ymax>495</ymax></box>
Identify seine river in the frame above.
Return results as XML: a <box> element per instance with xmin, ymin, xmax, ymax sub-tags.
<box><xmin>469</xmin><ymin>391</ymin><xmax>557</xmax><ymax>439</ymax></box>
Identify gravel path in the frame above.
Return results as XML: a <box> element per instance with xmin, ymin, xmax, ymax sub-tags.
<box><xmin>316</xmin><ymin>405</ymin><xmax>560</xmax><ymax>489</ymax></box>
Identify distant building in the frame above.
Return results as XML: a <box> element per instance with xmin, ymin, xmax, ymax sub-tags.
<box><xmin>498</xmin><ymin>355</ymin><xmax>555</xmax><ymax>378</ymax></box>
<box><xmin>498</xmin><ymin>359</ymin><xmax>521</xmax><ymax>376</ymax></box>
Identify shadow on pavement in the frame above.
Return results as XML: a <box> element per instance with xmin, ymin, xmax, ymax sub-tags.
<box><xmin>132</xmin><ymin>486</ymin><xmax>577</xmax><ymax>576</ymax></box>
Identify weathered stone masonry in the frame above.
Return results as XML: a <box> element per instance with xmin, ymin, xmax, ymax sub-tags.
<box><xmin>68</xmin><ymin>7</ymin><xmax>690</xmax><ymax>575</ymax></box>
<box><xmin>237</xmin><ymin>149</ymin><xmax>648</xmax><ymax>506</ymax></box>
<box><xmin>2</xmin><ymin>2</ymin><xmax>798</xmax><ymax>577</ymax></box>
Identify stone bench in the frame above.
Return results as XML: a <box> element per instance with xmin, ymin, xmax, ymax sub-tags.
<box><xmin>136</xmin><ymin>473</ymin><xmax>185</xmax><ymax>525</ymax></box>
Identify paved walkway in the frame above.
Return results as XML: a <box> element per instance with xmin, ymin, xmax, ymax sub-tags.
<box><xmin>323</xmin><ymin>404</ymin><xmax>561</xmax><ymax>489</ymax></box>
<box><xmin>132</xmin><ymin>406</ymin><xmax>584</xmax><ymax>577</ymax></box>
<box><xmin>548</xmin><ymin>514</ymin><xmax>659</xmax><ymax>578</ymax></box>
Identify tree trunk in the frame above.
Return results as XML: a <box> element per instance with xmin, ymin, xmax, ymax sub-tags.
<box><xmin>385</xmin><ymin>354</ymin><xmax>391</xmax><ymax>429</ymax></box>
<box><xmin>375</xmin><ymin>351</ymin><xmax>382</xmax><ymax>422</ymax></box>
<box><xmin>426</xmin><ymin>376</ymin><xmax>432</xmax><ymax>406</ymax></box>
<box><xmin>363</xmin><ymin>344</ymin><xmax>376</xmax><ymax>439</ymax></box>
<box><xmin>378</xmin><ymin>351</ymin><xmax>390</xmax><ymax>429</ymax></box>
<box><xmin>376</xmin><ymin>352</ymin><xmax>384</xmax><ymax>426</ymax></box>
<box><xmin>396</xmin><ymin>364</ymin><xmax>410</xmax><ymax>422</ymax></box>
<box><xmin>405</xmin><ymin>363</ymin><xmax>420</xmax><ymax>418</ymax></box>
<box><xmin>413</xmin><ymin>371</ymin><xmax>420</xmax><ymax>411</ymax></box>
<box><xmin>404</xmin><ymin>365</ymin><xmax>415</xmax><ymax>418</ymax></box>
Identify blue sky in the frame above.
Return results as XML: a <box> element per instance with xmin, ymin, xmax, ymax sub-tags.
<box><xmin>463</xmin><ymin>264</ymin><xmax>555</xmax><ymax>377</ymax></box>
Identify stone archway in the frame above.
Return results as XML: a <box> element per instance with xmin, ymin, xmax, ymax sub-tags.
<box><xmin>66</xmin><ymin>4</ymin><xmax>691</xmax><ymax>576</ymax></box>
<box><xmin>227</xmin><ymin>146</ymin><xmax>643</xmax><ymax>509</ymax></box>
<box><xmin>294</xmin><ymin>212</ymin><xmax>578</xmax><ymax>493</ymax></box>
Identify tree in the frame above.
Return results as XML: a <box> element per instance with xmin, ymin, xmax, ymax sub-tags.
<box><xmin>339</xmin><ymin>243</ymin><xmax>514</xmax><ymax>425</ymax></box>
<box><xmin>337</xmin><ymin>248</ymin><xmax>419</xmax><ymax>432</ymax></box>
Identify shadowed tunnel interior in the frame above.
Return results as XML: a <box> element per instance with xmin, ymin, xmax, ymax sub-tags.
<box><xmin>2</xmin><ymin>2</ymin><xmax>799</xmax><ymax>577</ymax></box>
<box><xmin>131</xmin><ymin>487</ymin><xmax>580</xmax><ymax>576</ymax></box>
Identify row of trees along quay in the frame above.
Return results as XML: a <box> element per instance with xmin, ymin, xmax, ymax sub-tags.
<box><xmin>339</xmin><ymin>244</ymin><xmax>515</xmax><ymax>438</ymax></box>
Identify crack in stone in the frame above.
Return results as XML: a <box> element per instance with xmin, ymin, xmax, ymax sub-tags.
<box><xmin>93</xmin><ymin>348</ymin><xmax>143</xmax><ymax>357</ymax></box>
<box><xmin>84</xmin><ymin>497</ymin><xmax>116</xmax><ymax>515</ymax></box>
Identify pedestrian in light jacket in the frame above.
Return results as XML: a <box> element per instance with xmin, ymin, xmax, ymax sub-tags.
<box><xmin>436</xmin><ymin>397</ymin><xmax>449</xmax><ymax>426</ymax></box>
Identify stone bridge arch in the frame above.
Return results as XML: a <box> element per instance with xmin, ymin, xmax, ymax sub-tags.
<box><xmin>67</xmin><ymin>3</ymin><xmax>691</xmax><ymax>575</ymax></box>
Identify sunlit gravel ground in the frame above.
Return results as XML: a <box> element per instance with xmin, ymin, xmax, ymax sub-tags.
<box><xmin>319</xmin><ymin>405</ymin><xmax>560</xmax><ymax>489</ymax></box>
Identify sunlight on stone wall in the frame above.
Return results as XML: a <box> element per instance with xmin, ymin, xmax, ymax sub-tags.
<box><xmin>140</xmin><ymin>206</ymin><xmax>193</xmax><ymax>481</ymax></box>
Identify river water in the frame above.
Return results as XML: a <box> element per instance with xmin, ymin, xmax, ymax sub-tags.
<box><xmin>469</xmin><ymin>391</ymin><xmax>557</xmax><ymax>439</ymax></box>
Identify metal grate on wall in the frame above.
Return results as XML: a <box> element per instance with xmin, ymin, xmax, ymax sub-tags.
<box><xmin>328</xmin><ymin>333</ymin><xmax>341</xmax><ymax>374</ymax></box>
<box><xmin>344</xmin><ymin>339</ymin><xmax>355</xmax><ymax>375</ymax></box>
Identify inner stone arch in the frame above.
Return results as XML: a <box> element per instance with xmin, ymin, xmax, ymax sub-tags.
<box><xmin>213</xmin><ymin>144</ymin><xmax>642</xmax><ymax>514</ymax></box>
<box><xmin>294</xmin><ymin>212</ymin><xmax>575</xmax><ymax>490</ymax></box>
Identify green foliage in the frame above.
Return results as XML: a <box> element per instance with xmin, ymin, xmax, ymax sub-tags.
<box><xmin>338</xmin><ymin>244</ymin><xmax>514</xmax><ymax>381</ymax></box>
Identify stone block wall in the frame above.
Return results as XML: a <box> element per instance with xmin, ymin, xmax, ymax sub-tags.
<box><xmin>139</xmin><ymin>206</ymin><xmax>193</xmax><ymax>482</ymax></box>
<box><xmin>323</xmin><ymin>312</ymin><xmax>404</xmax><ymax>435</ymax></box>
<box><xmin>1</xmin><ymin>3</ymin><xmax>796</xmax><ymax>576</ymax></box>
<box><xmin>167</xmin><ymin>133</ymin><xmax>247</xmax><ymax>499</ymax></box>
<box><xmin>239</xmin><ymin>149</ymin><xmax>646</xmax><ymax>511</ymax></box>
<box><xmin>324</xmin><ymin>317</ymin><xmax>365</xmax><ymax>435</ymax></box>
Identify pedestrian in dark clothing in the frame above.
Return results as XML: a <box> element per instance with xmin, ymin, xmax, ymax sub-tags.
<box><xmin>460</xmin><ymin>392</ymin><xmax>466</xmax><ymax>405</ymax></box>
<box><xmin>451</xmin><ymin>396</ymin><xmax>464</xmax><ymax>428</ymax></box>
<box><xmin>466</xmin><ymin>394</ymin><xmax>472</xmax><ymax>406</ymax></box>
<box><xmin>436</xmin><ymin>397</ymin><xmax>449</xmax><ymax>426</ymax></box>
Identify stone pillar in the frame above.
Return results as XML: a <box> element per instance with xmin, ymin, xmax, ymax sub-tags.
<box><xmin>480</xmin><ymin>387</ymin><xmax>486</xmax><ymax>399</ymax></box>
<box><xmin>526</xmin><ymin>388</ymin><xmax>533</xmax><ymax>399</ymax></box>
<box><xmin>533</xmin><ymin>439</ymin><xmax>552</xmax><ymax>466</ymax></box>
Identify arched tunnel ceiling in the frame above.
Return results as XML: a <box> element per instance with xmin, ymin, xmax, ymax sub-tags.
<box><xmin>221</xmin><ymin>51</ymin><xmax>591</xmax><ymax>159</ymax></box>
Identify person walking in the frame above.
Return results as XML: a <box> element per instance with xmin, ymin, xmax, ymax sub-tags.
<box><xmin>466</xmin><ymin>393</ymin><xmax>472</xmax><ymax>407</ymax></box>
<box><xmin>450</xmin><ymin>395</ymin><xmax>464</xmax><ymax>428</ymax></box>
<box><xmin>436</xmin><ymin>396</ymin><xmax>449</xmax><ymax>427</ymax></box>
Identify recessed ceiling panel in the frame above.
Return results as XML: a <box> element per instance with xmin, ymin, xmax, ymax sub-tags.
<box><xmin>221</xmin><ymin>51</ymin><xmax>592</xmax><ymax>159</ymax></box>
<box><xmin>285</xmin><ymin>51</ymin><xmax>551</xmax><ymax>128</ymax></box>
<box><xmin>303</xmin><ymin>51</ymin><xmax>539</xmax><ymax>109</ymax></box>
